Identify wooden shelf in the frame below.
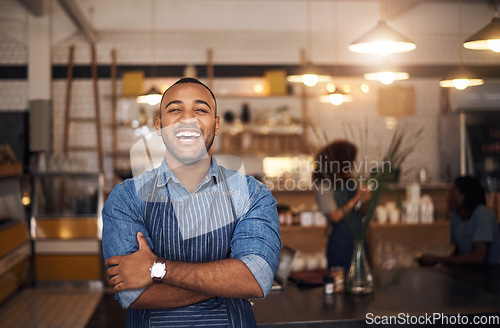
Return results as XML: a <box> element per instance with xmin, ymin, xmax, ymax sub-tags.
<box><xmin>0</xmin><ymin>162</ymin><xmax>22</xmax><ymax>178</ymax></box>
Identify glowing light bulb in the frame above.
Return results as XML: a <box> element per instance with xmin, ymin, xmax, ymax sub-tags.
<box><xmin>360</xmin><ymin>83</ymin><xmax>370</xmax><ymax>93</ymax></box>
<box><xmin>146</xmin><ymin>94</ymin><xmax>162</xmax><ymax>106</ymax></box>
<box><xmin>329</xmin><ymin>94</ymin><xmax>344</xmax><ymax>106</ymax></box>
<box><xmin>452</xmin><ymin>79</ymin><xmax>469</xmax><ymax>90</ymax></box>
<box><xmin>487</xmin><ymin>39</ymin><xmax>500</xmax><ymax>52</ymax></box>
<box><xmin>378</xmin><ymin>72</ymin><xmax>395</xmax><ymax>85</ymax></box>
<box><xmin>302</xmin><ymin>74</ymin><xmax>319</xmax><ymax>87</ymax></box>
<box><xmin>326</xmin><ymin>83</ymin><xmax>336</xmax><ymax>93</ymax></box>
<box><xmin>253</xmin><ymin>83</ymin><xmax>264</xmax><ymax>94</ymax></box>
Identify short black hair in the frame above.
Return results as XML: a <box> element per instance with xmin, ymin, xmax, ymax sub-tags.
<box><xmin>454</xmin><ymin>175</ymin><xmax>486</xmax><ymax>214</ymax></box>
<box><xmin>160</xmin><ymin>77</ymin><xmax>217</xmax><ymax>116</ymax></box>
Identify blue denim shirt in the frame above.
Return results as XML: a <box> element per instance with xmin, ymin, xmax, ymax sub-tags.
<box><xmin>102</xmin><ymin>157</ymin><xmax>281</xmax><ymax>327</ymax></box>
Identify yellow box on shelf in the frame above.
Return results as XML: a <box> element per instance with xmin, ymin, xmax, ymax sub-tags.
<box><xmin>264</xmin><ymin>70</ymin><xmax>287</xmax><ymax>95</ymax></box>
<box><xmin>122</xmin><ymin>71</ymin><xmax>145</xmax><ymax>96</ymax></box>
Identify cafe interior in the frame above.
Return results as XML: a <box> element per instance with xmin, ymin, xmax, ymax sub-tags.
<box><xmin>1</xmin><ymin>0</ymin><xmax>500</xmax><ymax>326</ymax></box>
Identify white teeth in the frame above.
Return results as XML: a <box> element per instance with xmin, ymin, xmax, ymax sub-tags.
<box><xmin>176</xmin><ymin>131</ymin><xmax>201</xmax><ymax>138</ymax></box>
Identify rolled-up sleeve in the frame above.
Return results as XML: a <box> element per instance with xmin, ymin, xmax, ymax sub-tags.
<box><xmin>230</xmin><ymin>180</ymin><xmax>281</xmax><ymax>298</ymax></box>
<box><xmin>102</xmin><ymin>183</ymin><xmax>150</xmax><ymax>309</ymax></box>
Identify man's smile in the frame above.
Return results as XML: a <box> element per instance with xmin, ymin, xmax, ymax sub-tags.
<box><xmin>175</xmin><ymin>128</ymin><xmax>202</xmax><ymax>144</ymax></box>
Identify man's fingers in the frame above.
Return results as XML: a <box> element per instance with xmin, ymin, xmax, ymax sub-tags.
<box><xmin>106</xmin><ymin>265</ymin><xmax>119</xmax><ymax>278</ymax></box>
<box><xmin>105</xmin><ymin>255</ymin><xmax>122</xmax><ymax>266</ymax></box>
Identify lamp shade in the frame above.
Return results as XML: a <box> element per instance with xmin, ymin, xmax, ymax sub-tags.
<box><xmin>439</xmin><ymin>67</ymin><xmax>484</xmax><ymax>90</ymax></box>
<box><xmin>364</xmin><ymin>71</ymin><xmax>409</xmax><ymax>85</ymax></box>
<box><xmin>463</xmin><ymin>17</ymin><xmax>500</xmax><ymax>52</ymax></box>
<box><xmin>319</xmin><ymin>92</ymin><xmax>353</xmax><ymax>106</ymax></box>
<box><xmin>137</xmin><ymin>86</ymin><xmax>163</xmax><ymax>105</ymax></box>
<box><xmin>287</xmin><ymin>62</ymin><xmax>331</xmax><ymax>87</ymax></box>
<box><xmin>349</xmin><ymin>21</ymin><xmax>416</xmax><ymax>56</ymax></box>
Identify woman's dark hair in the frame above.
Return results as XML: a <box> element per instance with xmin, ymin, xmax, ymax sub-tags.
<box><xmin>454</xmin><ymin>175</ymin><xmax>486</xmax><ymax>214</ymax></box>
<box><xmin>312</xmin><ymin>139</ymin><xmax>357</xmax><ymax>183</ymax></box>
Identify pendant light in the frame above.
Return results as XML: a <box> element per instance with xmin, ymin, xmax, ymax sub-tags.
<box><xmin>364</xmin><ymin>71</ymin><xmax>409</xmax><ymax>85</ymax></box>
<box><xmin>137</xmin><ymin>86</ymin><xmax>163</xmax><ymax>105</ymax></box>
<box><xmin>439</xmin><ymin>67</ymin><xmax>484</xmax><ymax>90</ymax></box>
<box><xmin>440</xmin><ymin>0</ymin><xmax>484</xmax><ymax>90</ymax></box>
<box><xmin>137</xmin><ymin>0</ymin><xmax>162</xmax><ymax>105</ymax></box>
<box><xmin>319</xmin><ymin>91</ymin><xmax>353</xmax><ymax>106</ymax></box>
<box><xmin>363</xmin><ymin>61</ymin><xmax>409</xmax><ymax>85</ymax></box>
<box><xmin>463</xmin><ymin>0</ymin><xmax>500</xmax><ymax>52</ymax></box>
<box><xmin>348</xmin><ymin>0</ymin><xmax>416</xmax><ymax>56</ymax></box>
<box><xmin>287</xmin><ymin>0</ymin><xmax>331</xmax><ymax>87</ymax></box>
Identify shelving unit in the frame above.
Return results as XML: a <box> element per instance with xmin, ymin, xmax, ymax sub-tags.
<box><xmin>31</xmin><ymin>172</ymin><xmax>104</xmax><ymax>282</ymax></box>
<box><xmin>0</xmin><ymin>162</ymin><xmax>31</xmax><ymax>304</ymax></box>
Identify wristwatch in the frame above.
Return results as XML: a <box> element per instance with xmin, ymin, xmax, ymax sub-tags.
<box><xmin>150</xmin><ymin>257</ymin><xmax>166</xmax><ymax>282</ymax></box>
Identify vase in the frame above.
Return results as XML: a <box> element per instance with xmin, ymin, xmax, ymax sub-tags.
<box><xmin>346</xmin><ymin>239</ymin><xmax>374</xmax><ymax>295</ymax></box>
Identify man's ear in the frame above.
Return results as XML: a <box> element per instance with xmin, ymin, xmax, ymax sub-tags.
<box><xmin>214</xmin><ymin>116</ymin><xmax>220</xmax><ymax>136</ymax></box>
<box><xmin>155</xmin><ymin>116</ymin><xmax>162</xmax><ymax>136</ymax></box>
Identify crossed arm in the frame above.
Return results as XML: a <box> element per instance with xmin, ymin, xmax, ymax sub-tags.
<box><xmin>105</xmin><ymin>232</ymin><xmax>263</xmax><ymax>309</ymax></box>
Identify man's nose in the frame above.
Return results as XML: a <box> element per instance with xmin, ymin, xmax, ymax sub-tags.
<box><xmin>179</xmin><ymin>110</ymin><xmax>196</xmax><ymax>121</ymax></box>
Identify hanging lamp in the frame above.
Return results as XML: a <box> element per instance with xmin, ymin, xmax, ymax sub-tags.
<box><xmin>287</xmin><ymin>0</ymin><xmax>331</xmax><ymax>87</ymax></box>
<box><xmin>137</xmin><ymin>86</ymin><xmax>163</xmax><ymax>105</ymax></box>
<box><xmin>463</xmin><ymin>0</ymin><xmax>500</xmax><ymax>52</ymax></box>
<box><xmin>319</xmin><ymin>91</ymin><xmax>353</xmax><ymax>106</ymax></box>
<box><xmin>440</xmin><ymin>0</ymin><xmax>484</xmax><ymax>90</ymax></box>
<box><xmin>363</xmin><ymin>62</ymin><xmax>409</xmax><ymax>85</ymax></box>
<box><xmin>137</xmin><ymin>0</ymin><xmax>162</xmax><ymax>105</ymax></box>
<box><xmin>439</xmin><ymin>67</ymin><xmax>484</xmax><ymax>90</ymax></box>
<box><xmin>348</xmin><ymin>0</ymin><xmax>416</xmax><ymax>56</ymax></box>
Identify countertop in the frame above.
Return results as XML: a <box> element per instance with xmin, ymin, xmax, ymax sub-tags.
<box><xmin>252</xmin><ymin>266</ymin><xmax>500</xmax><ymax>327</ymax></box>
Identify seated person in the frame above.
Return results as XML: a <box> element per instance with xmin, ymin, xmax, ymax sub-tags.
<box><xmin>418</xmin><ymin>175</ymin><xmax>500</xmax><ymax>266</ymax></box>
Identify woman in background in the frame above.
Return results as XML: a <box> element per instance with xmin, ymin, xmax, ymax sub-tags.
<box><xmin>418</xmin><ymin>175</ymin><xmax>500</xmax><ymax>266</ymax></box>
<box><xmin>312</xmin><ymin>140</ymin><xmax>371</xmax><ymax>273</ymax></box>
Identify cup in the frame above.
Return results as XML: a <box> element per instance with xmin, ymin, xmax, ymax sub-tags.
<box><xmin>389</xmin><ymin>208</ymin><xmax>400</xmax><ymax>224</ymax></box>
<box><xmin>376</xmin><ymin>206</ymin><xmax>388</xmax><ymax>224</ymax></box>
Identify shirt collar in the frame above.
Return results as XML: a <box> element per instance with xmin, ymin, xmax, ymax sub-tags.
<box><xmin>156</xmin><ymin>156</ymin><xmax>220</xmax><ymax>188</ymax></box>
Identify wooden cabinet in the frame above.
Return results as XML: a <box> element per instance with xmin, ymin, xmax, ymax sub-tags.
<box><xmin>31</xmin><ymin>173</ymin><xmax>104</xmax><ymax>282</ymax></box>
<box><xmin>0</xmin><ymin>162</ymin><xmax>31</xmax><ymax>304</ymax></box>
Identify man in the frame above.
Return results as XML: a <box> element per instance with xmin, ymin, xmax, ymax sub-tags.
<box><xmin>102</xmin><ymin>78</ymin><xmax>281</xmax><ymax>327</ymax></box>
<box><xmin>418</xmin><ymin>175</ymin><xmax>500</xmax><ymax>266</ymax></box>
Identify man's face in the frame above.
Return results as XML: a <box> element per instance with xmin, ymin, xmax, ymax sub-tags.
<box><xmin>447</xmin><ymin>183</ymin><xmax>464</xmax><ymax>211</ymax></box>
<box><xmin>155</xmin><ymin>83</ymin><xmax>219</xmax><ymax>165</ymax></box>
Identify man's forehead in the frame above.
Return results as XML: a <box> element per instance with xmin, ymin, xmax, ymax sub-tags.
<box><xmin>162</xmin><ymin>83</ymin><xmax>214</xmax><ymax>106</ymax></box>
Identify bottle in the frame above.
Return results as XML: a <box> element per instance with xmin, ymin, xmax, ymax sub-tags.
<box><xmin>241</xmin><ymin>103</ymin><xmax>251</xmax><ymax>123</ymax></box>
<box><xmin>323</xmin><ymin>274</ymin><xmax>334</xmax><ymax>295</ymax></box>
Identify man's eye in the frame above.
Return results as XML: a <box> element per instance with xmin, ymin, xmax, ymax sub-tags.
<box><xmin>168</xmin><ymin>108</ymin><xmax>181</xmax><ymax>113</ymax></box>
<box><xmin>195</xmin><ymin>108</ymin><xmax>209</xmax><ymax>113</ymax></box>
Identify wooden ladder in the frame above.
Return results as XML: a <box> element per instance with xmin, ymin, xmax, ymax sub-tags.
<box><xmin>62</xmin><ymin>44</ymin><xmax>104</xmax><ymax>183</ymax></box>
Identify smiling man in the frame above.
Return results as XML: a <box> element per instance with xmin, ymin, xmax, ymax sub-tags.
<box><xmin>102</xmin><ymin>78</ymin><xmax>281</xmax><ymax>328</ymax></box>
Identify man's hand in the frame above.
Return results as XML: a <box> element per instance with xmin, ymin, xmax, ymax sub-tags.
<box><xmin>106</xmin><ymin>232</ymin><xmax>157</xmax><ymax>292</ymax></box>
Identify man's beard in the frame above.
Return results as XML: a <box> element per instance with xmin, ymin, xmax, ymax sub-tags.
<box><xmin>160</xmin><ymin>119</ymin><xmax>216</xmax><ymax>165</ymax></box>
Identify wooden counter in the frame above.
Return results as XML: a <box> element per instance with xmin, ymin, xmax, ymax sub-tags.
<box><xmin>253</xmin><ymin>266</ymin><xmax>500</xmax><ymax>327</ymax></box>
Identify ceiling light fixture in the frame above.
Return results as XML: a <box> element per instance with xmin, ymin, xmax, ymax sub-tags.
<box><xmin>319</xmin><ymin>91</ymin><xmax>353</xmax><ymax>106</ymax></box>
<box><xmin>364</xmin><ymin>71</ymin><xmax>409</xmax><ymax>85</ymax></box>
<box><xmin>137</xmin><ymin>0</ymin><xmax>162</xmax><ymax>105</ymax></box>
<box><xmin>363</xmin><ymin>62</ymin><xmax>409</xmax><ymax>85</ymax></box>
<box><xmin>441</xmin><ymin>0</ymin><xmax>484</xmax><ymax>90</ymax></box>
<box><xmin>439</xmin><ymin>67</ymin><xmax>484</xmax><ymax>90</ymax></box>
<box><xmin>287</xmin><ymin>0</ymin><xmax>331</xmax><ymax>87</ymax></box>
<box><xmin>348</xmin><ymin>0</ymin><xmax>416</xmax><ymax>56</ymax></box>
<box><xmin>463</xmin><ymin>0</ymin><xmax>500</xmax><ymax>52</ymax></box>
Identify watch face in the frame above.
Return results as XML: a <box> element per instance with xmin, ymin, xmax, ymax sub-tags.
<box><xmin>151</xmin><ymin>263</ymin><xmax>165</xmax><ymax>278</ymax></box>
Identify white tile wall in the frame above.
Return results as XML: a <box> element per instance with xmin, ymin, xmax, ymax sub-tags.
<box><xmin>2</xmin><ymin>28</ymin><xmax>498</xmax><ymax>185</ymax></box>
